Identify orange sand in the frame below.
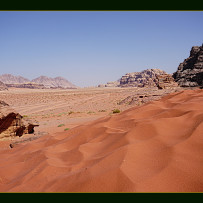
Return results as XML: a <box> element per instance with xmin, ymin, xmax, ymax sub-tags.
<box><xmin>0</xmin><ymin>89</ymin><xmax>203</xmax><ymax>192</ymax></box>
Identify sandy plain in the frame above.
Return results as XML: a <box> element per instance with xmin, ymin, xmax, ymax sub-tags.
<box><xmin>0</xmin><ymin>87</ymin><xmax>143</xmax><ymax>134</ymax></box>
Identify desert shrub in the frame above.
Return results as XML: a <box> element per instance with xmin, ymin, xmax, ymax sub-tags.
<box><xmin>87</xmin><ymin>111</ymin><xmax>95</xmax><ymax>114</ymax></box>
<box><xmin>112</xmin><ymin>109</ymin><xmax>120</xmax><ymax>114</ymax></box>
<box><xmin>98</xmin><ymin>109</ymin><xmax>106</xmax><ymax>112</ymax></box>
<box><xmin>58</xmin><ymin>124</ymin><xmax>65</xmax><ymax>127</ymax></box>
<box><xmin>64</xmin><ymin>128</ymin><xmax>69</xmax><ymax>131</ymax></box>
<box><xmin>68</xmin><ymin>111</ymin><xmax>74</xmax><ymax>115</ymax></box>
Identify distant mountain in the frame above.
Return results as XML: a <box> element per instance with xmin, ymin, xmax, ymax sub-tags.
<box><xmin>31</xmin><ymin>76</ymin><xmax>77</xmax><ymax>89</ymax></box>
<box><xmin>0</xmin><ymin>74</ymin><xmax>30</xmax><ymax>84</ymax></box>
<box><xmin>0</xmin><ymin>74</ymin><xmax>77</xmax><ymax>89</ymax></box>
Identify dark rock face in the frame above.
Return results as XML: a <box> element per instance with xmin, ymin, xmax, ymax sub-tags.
<box><xmin>6</xmin><ymin>83</ymin><xmax>45</xmax><ymax>89</ymax></box>
<box><xmin>0</xmin><ymin>81</ymin><xmax>8</xmax><ymax>91</ymax></box>
<box><xmin>173</xmin><ymin>44</ymin><xmax>203</xmax><ymax>87</ymax></box>
<box><xmin>0</xmin><ymin>101</ymin><xmax>38</xmax><ymax>138</ymax></box>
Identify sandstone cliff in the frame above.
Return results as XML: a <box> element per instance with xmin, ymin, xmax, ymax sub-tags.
<box><xmin>156</xmin><ymin>74</ymin><xmax>178</xmax><ymax>89</ymax></box>
<box><xmin>173</xmin><ymin>44</ymin><xmax>203</xmax><ymax>87</ymax></box>
<box><xmin>98</xmin><ymin>69</ymin><xmax>178</xmax><ymax>89</ymax></box>
<box><xmin>120</xmin><ymin>69</ymin><xmax>178</xmax><ymax>89</ymax></box>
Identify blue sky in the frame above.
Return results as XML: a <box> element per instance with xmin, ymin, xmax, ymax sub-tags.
<box><xmin>0</xmin><ymin>11</ymin><xmax>203</xmax><ymax>87</ymax></box>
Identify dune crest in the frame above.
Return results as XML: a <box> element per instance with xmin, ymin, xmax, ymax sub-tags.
<box><xmin>0</xmin><ymin>89</ymin><xmax>203</xmax><ymax>192</ymax></box>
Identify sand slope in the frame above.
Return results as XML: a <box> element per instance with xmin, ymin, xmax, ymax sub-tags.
<box><xmin>0</xmin><ymin>89</ymin><xmax>203</xmax><ymax>192</ymax></box>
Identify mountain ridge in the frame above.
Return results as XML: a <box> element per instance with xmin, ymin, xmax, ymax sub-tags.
<box><xmin>0</xmin><ymin>74</ymin><xmax>77</xmax><ymax>89</ymax></box>
<box><xmin>31</xmin><ymin>76</ymin><xmax>77</xmax><ymax>88</ymax></box>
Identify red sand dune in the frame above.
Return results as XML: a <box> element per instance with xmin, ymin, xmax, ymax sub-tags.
<box><xmin>0</xmin><ymin>89</ymin><xmax>203</xmax><ymax>192</ymax></box>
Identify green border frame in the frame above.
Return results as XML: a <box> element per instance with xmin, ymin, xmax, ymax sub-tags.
<box><xmin>1</xmin><ymin>0</ymin><xmax>203</xmax><ymax>199</ymax></box>
<box><xmin>1</xmin><ymin>192</ymin><xmax>203</xmax><ymax>201</ymax></box>
<box><xmin>0</xmin><ymin>0</ymin><xmax>203</xmax><ymax>10</ymax></box>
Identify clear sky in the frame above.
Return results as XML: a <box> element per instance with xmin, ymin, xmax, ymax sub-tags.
<box><xmin>0</xmin><ymin>11</ymin><xmax>203</xmax><ymax>87</ymax></box>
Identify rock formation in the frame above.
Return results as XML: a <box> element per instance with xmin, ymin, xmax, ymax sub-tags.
<box><xmin>0</xmin><ymin>81</ymin><xmax>8</xmax><ymax>91</ymax></box>
<box><xmin>0</xmin><ymin>101</ymin><xmax>38</xmax><ymax>139</ymax></box>
<box><xmin>156</xmin><ymin>74</ymin><xmax>178</xmax><ymax>89</ymax></box>
<box><xmin>119</xmin><ymin>69</ymin><xmax>178</xmax><ymax>89</ymax></box>
<box><xmin>173</xmin><ymin>44</ymin><xmax>203</xmax><ymax>87</ymax></box>
<box><xmin>118</xmin><ymin>87</ymin><xmax>181</xmax><ymax>106</ymax></box>
<box><xmin>98</xmin><ymin>79</ymin><xmax>120</xmax><ymax>88</ymax></box>
<box><xmin>31</xmin><ymin>76</ymin><xmax>77</xmax><ymax>89</ymax></box>
<box><xmin>98</xmin><ymin>69</ymin><xmax>178</xmax><ymax>89</ymax></box>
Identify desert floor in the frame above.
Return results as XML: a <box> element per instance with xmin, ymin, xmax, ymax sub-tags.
<box><xmin>0</xmin><ymin>87</ymin><xmax>177</xmax><ymax>136</ymax></box>
<box><xmin>1</xmin><ymin>87</ymin><xmax>203</xmax><ymax>192</ymax></box>
<box><xmin>0</xmin><ymin>87</ymin><xmax>142</xmax><ymax>135</ymax></box>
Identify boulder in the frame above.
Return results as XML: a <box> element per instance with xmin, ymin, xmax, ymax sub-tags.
<box><xmin>0</xmin><ymin>101</ymin><xmax>38</xmax><ymax>139</ymax></box>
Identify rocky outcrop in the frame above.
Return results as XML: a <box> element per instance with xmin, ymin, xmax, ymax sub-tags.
<box><xmin>118</xmin><ymin>87</ymin><xmax>181</xmax><ymax>106</ymax></box>
<box><xmin>0</xmin><ymin>81</ymin><xmax>8</xmax><ymax>91</ymax></box>
<box><xmin>0</xmin><ymin>74</ymin><xmax>30</xmax><ymax>84</ymax></box>
<box><xmin>173</xmin><ymin>44</ymin><xmax>203</xmax><ymax>87</ymax></box>
<box><xmin>6</xmin><ymin>83</ymin><xmax>45</xmax><ymax>89</ymax></box>
<box><xmin>156</xmin><ymin>74</ymin><xmax>178</xmax><ymax>89</ymax></box>
<box><xmin>98</xmin><ymin>80</ymin><xmax>120</xmax><ymax>88</ymax></box>
<box><xmin>31</xmin><ymin>76</ymin><xmax>77</xmax><ymax>89</ymax></box>
<box><xmin>119</xmin><ymin>69</ymin><xmax>178</xmax><ymax>89</ymax></box>
<box><xmin>120</xmin><ymin>69</ymin><xmax>165</xmax><ymax>87</ymax></box>
<box><xmin>98</xmin><ymin>69</ymin><xmax>178</xmax><ymax>89</ymax></box>
<box><xmin>0</xmin><ymin>101</ymin><xmax>38</xmax><ymax>139</ymax></box>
